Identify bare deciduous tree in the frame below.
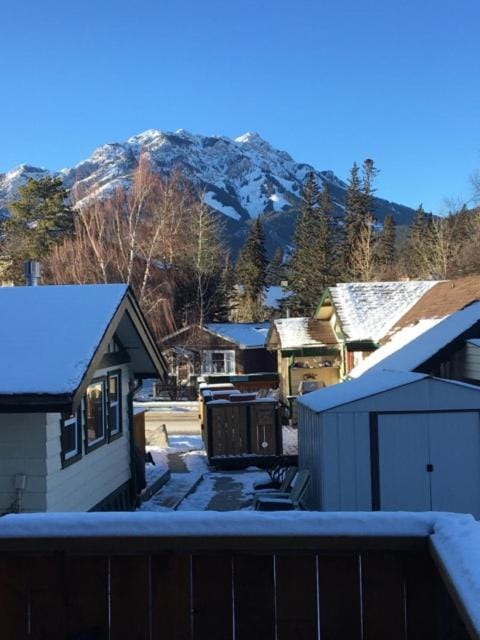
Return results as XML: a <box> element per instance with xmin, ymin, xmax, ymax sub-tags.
<box><xmin>349</xmin><ymin>214</ymin><xmax>376</xmax><ymax>281</ymax></box>
<box><xmin>45</xmin><ymin>159</ymin><xmax>227</xmax><ymax>338</ymax></box>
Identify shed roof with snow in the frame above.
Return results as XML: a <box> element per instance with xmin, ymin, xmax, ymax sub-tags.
<box><xmin>0</xmin><ymin>284</ymin><xmax>167</xmax><ymax>410</ymax></box>
<box><xmin>297</xmin><ymin>369</ymin><xmax>480</xmax><ymax>414</ymax></box>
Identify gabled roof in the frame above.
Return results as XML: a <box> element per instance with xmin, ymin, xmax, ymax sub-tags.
<box><xmin>268</xmin><ymin>317</ymin><xmax>337</xmax><ymax>350</ymax></box>
<box><xmin>298</xmin><ymin>370</ymin><xmax>429</xmax><ymax>412</ymax></box>
<box><xmin>350</xmin><ymin>276</ymin><xmax>480</xmax><ymax>378</ymax></box>
<box><xmin>352</xmin><ymin>301</ymin><xmax>480</xmax><ymax>376</ymax></box>
<box><xmin>298</xmin><ymin>370</ymin><xmax>480</xmax><ymax>413</ymax></box>
<box><xmin>0</xmin><ymin>284</ymin><xmax>167</xmax><ymax>410</ymax></box>
<box><xmin>349</xmin><ymin>317</ymin><xmax>443</xmax><ymax>378</ymax></box>
<box><xmin>162</xmin><ymin>323</ymin><xmax>270</xmax><ymax>349</ymax></box>
<box><xmin>204</xmin><ymin>323</ymin><xmax>269</xmax><ymax>348</ymax></box>
<box><xmin>321</xmin><ymin>281</ymin><xmax>438</xmax><ymax>342</ymax></box>
<box><xmin>382</xmin><ymin>276</ymin><xmax>480</xmax><ymax>337</ymax></box>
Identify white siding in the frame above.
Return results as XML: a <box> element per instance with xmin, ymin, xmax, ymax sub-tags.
<box><xmin>298</xmin><ymin>407</ymin><xmax>371</xmax><ymax>511</ymax></box>
<box><xmin>297</xmin><ymin>404</ymin><xmax>323</xmax><ymax>509</ymax></box>
<box><xmin>45</xmin><ymin>364</ymin><xmax>132</xmax><ymax>511</ymax></box>
<box><xmin>320</xmin><ymin>412</ymin><xmax>371</xmax><ymax>511</ymax></box>
<box><xmin>459</xmin><ymin>343</ymin><xmax>480</xmax><ymax>381</ymax></box>
<box><xmin>0</xmin><ymin>413</ymin><xmax>47</xmax><ymax>513</ymax></box>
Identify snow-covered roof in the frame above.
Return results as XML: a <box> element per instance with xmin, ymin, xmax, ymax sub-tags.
<box><xmin>271</xmin><ymin>317</ymin><xmax>337</xmax><ymax>350</ymax></box>
<box><xmin>205</xmin><ymin>323</ymin><xmax>270</xmax><ymax>348</ymax></box>
<box><xmin>357</xmin><ymin>301</ymin><xmax>480</xmax><ymax>376</ymax></box>
<box><xmin>298</xmin><ymin>370</ymin><xmax>428</xmax><ymax>413</ymax></box>
<box><xmin>328</xmin><ymin>281</ymin><xmax>438</xmax><ymax>342</ymax></box>
<box><xmin>349</xmin><ymin>317</ymin><xmax>445</xmax><ymax>378</ymax></box>
<box><xmin>0</xmin><ymin>284</ymin><xmax>165</xmax><ymax>401</ymax></box>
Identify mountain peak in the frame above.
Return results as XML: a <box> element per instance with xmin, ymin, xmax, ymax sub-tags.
<box><xmin>235</xmin><ymin>131</ymin><xmax>265</xmax><ymax>144</ymax></box>
<box><xmin>0</xmin><ymin>128</ymin><xmax>417</xmax><ymax>242</ymax></box>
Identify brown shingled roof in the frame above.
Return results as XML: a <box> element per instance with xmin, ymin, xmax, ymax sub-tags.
<box><xmin>384</xmin><ymin>276</ymin><xmax>480</xmax><ymax>341</ymax></box>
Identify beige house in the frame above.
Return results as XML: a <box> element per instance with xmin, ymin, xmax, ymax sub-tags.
<box><xmin>266</xmin><ymin>317</ymin><xmax>341</xmax><ymax>403</ymax></box>
<box><xmin>267</xmin><ymin>280</ymin><xmax>440</xmax><ymax>404</ymax></box>
<box><xmin>0</xmin><ymin>284</ymin><xmax>166</xmax><ymax>513</ymax></box>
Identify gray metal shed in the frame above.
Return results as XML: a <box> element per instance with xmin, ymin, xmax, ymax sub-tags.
<box><xmin>298</xmin><ymin>371</ymin><xmax>480</xmax><ymax>517</ymax></box>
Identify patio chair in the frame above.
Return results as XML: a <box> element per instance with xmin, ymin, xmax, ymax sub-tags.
<box><xmin>254</xmin><ymin>469</ymin><xmax>310</xmax><ymax>511</ymax></box>
<box><xmin>253</xmin><ymin>466</ymin><xmax>298</xmax><ymax>496</ymax></box>
<box><xmin>253</xmin><ymin>457</ymin><xmax>296</xmax><ymax>491</ymax></box>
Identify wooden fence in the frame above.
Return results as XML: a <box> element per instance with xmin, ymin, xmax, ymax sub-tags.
<box><xmin>0</xmin><ymin>535</ymin><xmax>473</xmax><ymax>640</ymax></box>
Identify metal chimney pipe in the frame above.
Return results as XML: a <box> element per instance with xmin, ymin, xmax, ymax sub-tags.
<box><xmin>24</xmin><ymin>260</ymin><xmax>41</xmax><ymax>286</ymax></box>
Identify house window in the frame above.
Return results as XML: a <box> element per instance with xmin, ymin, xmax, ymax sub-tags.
<box><xmin>107</xmin><ymin>338</ymin><xmax>120</xmax><ymax>353</ymax></box>
<box><xmin>108</xmin><ymin>371</ymin><xmax>122</xmax><ymax>437</ymax></box>
<box><xmin>85</xmin><ymin>379</ymin><xmax>107</xmax><ymax>449</ymax></box>
<box><xmin>202</xmin><ymin>350</ymin><xmax>235</xmax><ymax>374</ymax></box>
<box><xmin>60</xmin><ymin>405</ymin><xmax>82</xmax><ymax>466</ymax></box>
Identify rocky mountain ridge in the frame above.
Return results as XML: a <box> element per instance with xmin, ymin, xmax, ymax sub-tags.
<box><xmin>0</xmin><ymin>128</ymin><xmax>417</xmax><ymax>252</ymax></box>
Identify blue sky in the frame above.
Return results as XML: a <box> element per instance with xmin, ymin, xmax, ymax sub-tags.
<box><xmin>1</xmin><ymin>0</ymin><xmax>479</xmax><ymax>212</ymax></box>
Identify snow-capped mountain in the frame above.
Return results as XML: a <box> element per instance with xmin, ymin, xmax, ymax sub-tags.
<box><xmin>0</xmin><ymin>128</ymin><xmax>416</xmax><ymax>251</ymax></box>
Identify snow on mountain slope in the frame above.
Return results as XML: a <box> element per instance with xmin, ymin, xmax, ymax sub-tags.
<box><xmin>0</xmin><ymin>129</ymin><xmax>417</xmax><ymax>246</ymax></box>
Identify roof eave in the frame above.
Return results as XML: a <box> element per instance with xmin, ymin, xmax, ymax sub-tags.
<box><xmin>0</xmin><ymin>393</ymin><xmax>73</xmax><ymax>413</ymax></box>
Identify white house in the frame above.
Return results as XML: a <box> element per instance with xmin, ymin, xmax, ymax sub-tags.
<box><xmin>0</xmin><ymin>284</ymin><xmax>166</xmax><ymax>513</ymax></box>
<box><xmin>298</xmin><ymin>370</ymin><xmax>480</xmax><ymax>518</ymax></box>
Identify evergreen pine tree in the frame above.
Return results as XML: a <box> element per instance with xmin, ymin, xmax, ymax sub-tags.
<box><xmin>289</xmin><ymin>173</ymin><xmax>334</xmax><ymax>315</ymax></box>
<box><xmin>341</xmin><ymin>162</ymin><xmax>363</xmax><ymax>279</ymax></box>
<box><xmin>236</xmin><ymin>217</ymin><xmax>268</xmax><ymax>321</ymax></box>
<box><xmin>3</xmin><ymin>176</ymin><xmax>74</xmax><ymax>282</ymax></box>
<box><xmin>376</xmin><ymin>213</ymin><xmax>396</xmax><ymax>277</ymax></box>
<box><xmin>400</xmin><ymin>204</ymin><xmax>429</xmax><ymax>277</ymax></box>
<box><xmin>212</xmin><ymin>260</ymin><xmax>237</xmax><ymax>322</ymax></box>
<box><xmin>266</xmin><ymin>247</ymin><xmax>284</xmax><ymax>286</ymax></box>
<box><xmin>340</xmin><ymin>159</ymin><xmax>379</xmax><ymax>281</ymax></box>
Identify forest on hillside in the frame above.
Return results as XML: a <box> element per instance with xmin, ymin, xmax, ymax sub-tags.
<box><xmin>0</xmin><ymin>157</ymin><xmax>479</xmax><ymax>339</ymax></box>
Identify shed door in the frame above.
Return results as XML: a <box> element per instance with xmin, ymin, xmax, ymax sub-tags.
<box><xmin>377</xmin><ymin>414</ymin><xmax>431</xmax><ymax>511</ymax></box>
<box><xmin>429</xmin><ymin>412</ymin><xmax>480</xmax><ymax>518</ymax></box>
<box><xmin>377</xmin><ymin>412</ymin><xmax>480</xmax><ymax>518</ymax></box>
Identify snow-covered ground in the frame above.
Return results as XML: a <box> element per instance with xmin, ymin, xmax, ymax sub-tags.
<box><xmin>177</xmin><ymin>469</ymin><xmax>269</xmax><ymax>511</ymax></box>
<box><xmin>141</xmin><ymin>426</ymin><xmax>297</xmax><ymax>512</ymax></box>
<box><xmin>282</xmin><ymin>426</ymin><xmax>298</xmax><ymax>455</ymax></box>
<box><xmin>144</xmin><ymin>434</ymin><xmax>204</xmax><ymax>486</ymax></box>
<box><xmin>134</xmin><ymin>400</ymin><xmax>198</xmax><ymax>412</ymax></box>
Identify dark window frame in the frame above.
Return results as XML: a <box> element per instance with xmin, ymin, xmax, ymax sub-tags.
<box><xmin>60</xmin><ymin>366</ymin><xmax>126</xmax><ymax>466</ymax></box>
<box><xmin>60</xmin><ymin>404</ymin><xmax>83</xmax><ymax>468</ymax></box>
<box><xmin>107</xmin><ymin>368</ymin><xmax>123</xmax><ymax>442</ymax></box>
<box><xmin>84</xmin><ymin>376</ymin><xmax>108</xmax><ymax>454</ymax></box>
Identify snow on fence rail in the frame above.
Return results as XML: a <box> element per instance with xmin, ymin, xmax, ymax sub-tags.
<box><xmin>0</xmin><ymin>511</ymin><xmax>478</xmax><ymax>639</ymax></box>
